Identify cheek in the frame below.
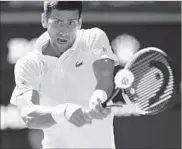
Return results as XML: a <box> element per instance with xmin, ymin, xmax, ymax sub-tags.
<box><xmin>70</xmin><ymin>31</ymin><xmax>77</xmax><ymax>39</ymax></box>
<box><xmin>47</xmin><ymin>25</ymin><xmax>58</xmax><ymax>36</ymax></box>
<box><xmin>68</xmin><ymin>34</ymin><xmax>76</xmax><ymax>44</ymax></box>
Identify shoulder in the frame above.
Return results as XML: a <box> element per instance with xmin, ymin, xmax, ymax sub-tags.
<box><xmin>16</xmin><ymin>31</ymin><xmax>49</xmax><ymax>68</ymax></box>
<box><xmin>79</xmin><ymin>27</ymin><xmax>107</xmax><ymax>41</ymax></box>
<box><xmin>15</xmin><ymin>52</ymin><xmax>42</xmax><ymax>72</ymax></box>
<box><xmin>78</xmin><ymin>27</ymin><xmax>109</xmax><ymax>51</ymax></box>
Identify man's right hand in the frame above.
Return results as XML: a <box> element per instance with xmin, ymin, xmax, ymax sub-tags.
<box><xmin>88</xmin><ymin>98</ymin><xmax>111</xmax><ymax>120</ymax></box>
<box><xmin>64</xmin><ymin>104</ymin><xmax>92</xmax><ymax>127</ymax></box>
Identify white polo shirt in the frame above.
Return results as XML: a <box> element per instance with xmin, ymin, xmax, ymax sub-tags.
<box><xmin>10</xmin><ymin>27</ymin><xmax>119</xmax><ymax>148</ymax></box>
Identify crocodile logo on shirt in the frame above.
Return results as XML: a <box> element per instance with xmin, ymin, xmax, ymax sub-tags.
<box><xmin>75</xmin><ymin>61</ymin><xmax>84</xmax><ymax>67</ymax></box>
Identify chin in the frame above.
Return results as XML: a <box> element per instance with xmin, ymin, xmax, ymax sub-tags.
<box><xmin>57</xmin><ymin>44</ymin><xmax>70</xmax><ymax>52</ymax></box>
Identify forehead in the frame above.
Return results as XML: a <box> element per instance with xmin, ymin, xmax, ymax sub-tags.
<box><xmin>49</xmin><ymin>9</ymin><xmax>79</xmax><ymax>20</ymax></box>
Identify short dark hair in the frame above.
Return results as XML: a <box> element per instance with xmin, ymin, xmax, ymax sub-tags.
<box><xmin>44</xmin><ymin>1</ymin><xmax>82</xmax><ymax>18</ymax></box>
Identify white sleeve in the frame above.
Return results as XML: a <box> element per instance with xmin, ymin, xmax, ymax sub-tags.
<box><xmin>10</xmin><ymin>57</ymin><xmax>41</xmax><ymax>105</ymax></box>
<box><xmin>86</xmin><ymin>28</ymin><xmax>119</xmax><ymax>66</ymax></box>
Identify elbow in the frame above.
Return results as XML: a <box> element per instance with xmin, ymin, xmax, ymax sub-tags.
<box><xmin>22</xmin><ymin>115</ymin><xmax>35</xmax><ymax>128</ymax></box>
<box><xmin>22</xmin><ymin>114</ymin><xmax>43</xmax><ymax>129</ymax></box>
<box><xmin>21</xmin><ymin>113</ymin><xmax>56</xmax><ymax>129</ymax></box>
<box><xmin>19</xmin><ymin>106</ymin><xmax>38</xmax><ymax>128</ymax></box>
<box><xmin>20</xmin><ymin>110</ymin><xmax>38</xmax><ymax>128</ymax></box>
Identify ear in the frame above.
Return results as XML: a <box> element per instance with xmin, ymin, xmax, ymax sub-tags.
<box><xmin>41</xmin><ymin>13</ymin><xmax>48</xmax><ymax>29</ymax></box>
<box><xmin>78</xmin><ymin>17</ymin><xmax>82</xmax><ymax>29</ymax></box>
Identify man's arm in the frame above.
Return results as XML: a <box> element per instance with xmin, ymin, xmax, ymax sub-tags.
<box><xmin>17</xmin><ymin>90</ymin><xmax>57</xmax><ymax>129</ymax></box>
<box><xmin>17</xmin><ymin>90</ymin><xmax>92</xmax><ymax>129</ymax></box>
<box><xmin>13</xmin><ymin>56</ymin><xmax>92</xmax><ymax>129</ymax></box>
<box><xmin>93</xmin><ymin>58</ymin><xmax>115</xmax><ymax>98</ymax></box>
<box><xmin>88</xmin><ymin>58</ymin><xmax>115</xmax><ymax>119</ymax></box>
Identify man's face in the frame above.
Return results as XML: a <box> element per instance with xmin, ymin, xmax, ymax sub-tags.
<box><xmin>43</xmin><ymin>9</ymin><xmax>81</xmax><ymax>53</ymax></box>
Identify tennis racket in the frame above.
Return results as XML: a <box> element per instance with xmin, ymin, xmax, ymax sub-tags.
<box><xmin>102</xmin><ymin>47</ymin><xmax>175</xmax><ymax>115</ymax></box>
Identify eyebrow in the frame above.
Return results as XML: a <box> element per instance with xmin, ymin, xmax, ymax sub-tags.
<box><xmin>54</xmin><ymin>17</ymin><xmax>78</xmax><ymax>20</ymax></box>
<box><xmin>68</xmin><ymin>18</ymin><xmax>78</xmax><ymax>21</ymax></box>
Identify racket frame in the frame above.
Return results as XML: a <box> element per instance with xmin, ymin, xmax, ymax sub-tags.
<box><xmin>104</xmin><ymin>47</ymin><xmax>175</xmax><ymax>115</ymax></box>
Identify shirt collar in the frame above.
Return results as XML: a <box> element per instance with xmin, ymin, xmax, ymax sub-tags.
<box><xmin>35</xmin><ymin>31</ymin><xmax>80</xmax><ymax>56</ymax></box>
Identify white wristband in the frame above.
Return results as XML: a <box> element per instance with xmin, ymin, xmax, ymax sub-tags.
<box><xmin>51</xmin><ymin>103</ymin><xmax>71</xmax><ymax>123</ymax></box>
<box><xmin>91</xmin><ymin>90</ymin><xmax>108</xmax><ymax>103</ymax></box>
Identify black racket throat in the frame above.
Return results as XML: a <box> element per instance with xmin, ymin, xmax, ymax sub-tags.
<box><xmin>101</xmin><ymin>88</ymin><xmax>122</xmax><ymax>108</ymax></box>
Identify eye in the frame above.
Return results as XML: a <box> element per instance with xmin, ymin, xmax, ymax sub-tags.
<box><xmin>69</xmin><ymin>20</ymin><xmax>75</xmax><ymax>26</ymax></box>
<box><xmin>55</xmin><ymin>20</ymin><xmax>61</xmax><ymax>24</ymax></box>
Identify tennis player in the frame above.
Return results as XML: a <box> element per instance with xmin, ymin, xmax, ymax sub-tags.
<box><xmin>10</xmin><ymin>1</ymin><xmax>118</xmax><ymax>148</ymax></box>
<box><xmin>10</xmin><ymin>1</ymin><xmax>141</xmax><ymax>148</ymax></box>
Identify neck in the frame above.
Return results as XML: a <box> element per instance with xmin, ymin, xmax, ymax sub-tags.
<box><xmin>51</xmin><ymin>44</ymin><xmax>63</xmax><ymax>57</ymax></box>
<box><xmin>43</xmin><ymin>41</ymin><xmax>63</xmax><ymax>58</ymax></box>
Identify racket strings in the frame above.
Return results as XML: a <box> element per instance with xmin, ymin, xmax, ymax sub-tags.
<box><xmin>132</xmin><ymin>53</ymin><xmax>159</xmax><ymax>72</ymax></box>
<box><xmin>130</xmin><ymin>52</ymin><xmax>156</xmax><ymax>66</ymax></box>
<box><xmin>136</xmin><ymin>71</ymin><xmax>163</xmax><ymax>95</ymax></box>
<box><xmin>137</xmin><ymin>70</ymin><xmax>163</xmax><ymax>91</ymax></box>
<box><xmin>126</xmin><ymin>52</ymin><xmax>174</xmax><ymax>114</ymax></box>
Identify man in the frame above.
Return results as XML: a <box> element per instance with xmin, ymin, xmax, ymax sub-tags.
<box><xmin>10</xmin><ymin>1</ymin><xmax>118</xmax><ymax>148</ymax></box>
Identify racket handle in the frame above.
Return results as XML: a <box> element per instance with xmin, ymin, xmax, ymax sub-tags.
<box><xmin>87</xmin><ymin>89</ymin><xmax>122</xmax><ymax>118</ymax></box>
<box><xmin>101</xmin><ymin>102</ymin><xmax>107</xmax><ymax>108</ymax></box>
<box><xmin>101</xmin><ymin>88</ymin><xmax>120</xmax><ymax>108</ymax></box>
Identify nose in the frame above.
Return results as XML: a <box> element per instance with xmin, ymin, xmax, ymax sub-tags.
<box><xmin>59</xmin><ymin>31</ymin><xmax>69</xmax><ymax>36</ymax></box>
<box><xmin>58</xmin><ymin>26</ymin><xmax>70</xmax><ymax>36</ymax></box>
<box><xmin>58</xmin><ymin>24</ymin><xmax>73</xmax><ymax>35</ymax></box>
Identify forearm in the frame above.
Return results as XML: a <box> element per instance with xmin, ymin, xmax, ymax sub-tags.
<box><xmin>20</xmin><ymin>105</ymin><xmax>56</xmax><ymax>129</ymax></box>
<box><xmin>95</xmin><ymin>77</ymin><xmax>114</xmax><ymax>98</ymax></box>
<box><xmin>20</xmin><ymin>103</ymin><xmax>70</xmax><ymax>129</ymax></box>
<box><xmin>93</xmin><ymin>58</ymin><xmax>115</xmax><ymax>99</ymax></box>
<box><xmin>16</xmin><ymin>90</ymin><xmax>70</xmax><ymax>129</ymax></box>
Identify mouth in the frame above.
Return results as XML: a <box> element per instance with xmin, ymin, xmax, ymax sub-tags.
<box><xmin>57</xmin><ymin>38</ymin><xmax>68</xmax><ymax>44</ymax></box>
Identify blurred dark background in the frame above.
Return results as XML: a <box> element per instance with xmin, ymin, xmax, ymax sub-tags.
<box><xmin>0</xmin><ymin>1</ymin><xmax>181</xmax><ymax>149</ymax></box>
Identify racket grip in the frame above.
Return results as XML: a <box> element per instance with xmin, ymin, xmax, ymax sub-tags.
<box><xmin>101</xmin><ymin>102</ymin><xmax>107</xmax><ymax>108</ymax></box>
